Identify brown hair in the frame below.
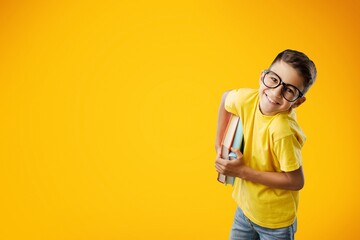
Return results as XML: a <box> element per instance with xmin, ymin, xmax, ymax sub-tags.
<box><xmin>270</xmin><ymin>49</ymin><xmax>317</xmax><ymax>94</ymax></box>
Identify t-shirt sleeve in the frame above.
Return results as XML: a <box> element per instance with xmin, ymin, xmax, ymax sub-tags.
<box><xmin>224</xmin><ymin>89</ymin><xmax>241</xmax><ymax>115</ymax></box>
<box><xmin>273</xmin><ymin>134</ymin><xmax>303</xmax><ymax>172</ymax></box>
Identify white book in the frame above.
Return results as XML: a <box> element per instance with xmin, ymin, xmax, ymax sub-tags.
<box><xmin>217</xmin><ymin>115</ymin><xmax>239</xmax><ymax>184</ymax></box>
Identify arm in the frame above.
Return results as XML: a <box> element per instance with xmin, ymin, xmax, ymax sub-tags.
<box><xmin>215</xmin><ymin>148</ymin><xmax>305</xmax><ymax>191</ymax></box>
<box><xmin>215</xmin><ymin>91</ymin><xmax>232</xmax><ymax>154</ymax></box>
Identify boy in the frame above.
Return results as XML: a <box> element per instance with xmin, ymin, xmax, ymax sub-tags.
<box><xmin>215</xmin><ymin>49</ymin><xmax>317</xmax><ymax>240</ymax></box>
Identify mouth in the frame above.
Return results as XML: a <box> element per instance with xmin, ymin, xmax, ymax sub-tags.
<box><xmin>265</xmin><ymin>93</ymin><xmax>280</xmax><ymax>105</ymax></box>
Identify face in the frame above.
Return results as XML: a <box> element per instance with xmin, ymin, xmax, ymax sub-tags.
<box><xmin>259</xmin><ymin>60</ymin><xmax>306</xmax><ymax>116</ymax></box>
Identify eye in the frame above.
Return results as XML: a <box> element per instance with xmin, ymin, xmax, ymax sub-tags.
<box><xmin>285</xmin><ymin>87</ymin><xmax>295</xmax><ymax>95</ymax></box>
<box><xmin>271</xmin><ymin>77</ymin><xmax>279</xmax><ymax>84</ymax></box>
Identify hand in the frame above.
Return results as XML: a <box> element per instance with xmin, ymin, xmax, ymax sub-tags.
<box><xmin>215</xmin><ymin>147</ymin><xmax>246</xmax><ymax>178</ymax></box>
<box><xmin>216</xmin><ymin>147</ymin><xmax>305</xmax><ymax>190</ymax></box>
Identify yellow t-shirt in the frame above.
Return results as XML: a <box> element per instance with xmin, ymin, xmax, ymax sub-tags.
<box><xmin>225</xmin><ymin>88</ymin><xmax>306</xmax><ymax>228</ymax></box>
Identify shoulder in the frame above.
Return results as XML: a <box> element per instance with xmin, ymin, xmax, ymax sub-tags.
<box><xmin>225</xmin><ymin>88</ymin><xmax>258</xmax><ymax>115</ymax></box>
<box><xmin>225</xmin><ymin>88</ymin><xmax>258</xmax><ymax>106</ymax></box>
<box><xmin>227</xmin><ymin>88</ymin><xmax>257</xmax><ymax>99</ymax></box>
<box><xmin>269</xmin><ymin>110</ymin><xmax>306</xmax><ymax>146</ymax></box>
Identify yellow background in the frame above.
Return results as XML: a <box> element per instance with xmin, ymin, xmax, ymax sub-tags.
<box><xmin>0</xmin><ymin>0</ymin><xmax>359</xmax><ymax>239</ymax></box>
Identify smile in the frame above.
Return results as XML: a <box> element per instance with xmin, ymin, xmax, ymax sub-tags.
<box><xmin>265</xmin><ymin>93</ymin><xmax>280</xmax><ymax>105</ymax></box>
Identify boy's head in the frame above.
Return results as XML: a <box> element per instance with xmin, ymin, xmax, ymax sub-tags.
<box><xmin>258</xmin><ymin>49</ymin><xmax>317</xmax><ymax>116</ymax></box>
<box><xmin>270</xmin><ymin>49</ymin><xmax>317</xmax><ymax>95</ymax></box>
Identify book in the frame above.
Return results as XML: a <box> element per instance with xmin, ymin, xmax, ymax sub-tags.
<box><xmin>226</xmin><ymin>117</ymin><xmax>244</xmax><ymax>185</ymax></box>
<box><xmin>217</xmin><ymin>114</ymin><xmax>244</xmax><ymax>185</ymax></box>
<box><xmin>217</xmin><ymin>115</ymin><xmax>239</xmax><ymax>184</ymax></box>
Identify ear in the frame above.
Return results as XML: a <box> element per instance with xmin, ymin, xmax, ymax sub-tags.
<box><xmin>292</xmin><ymin>97</ymin><xmax>306</xmax><ymax>108</ymax></box>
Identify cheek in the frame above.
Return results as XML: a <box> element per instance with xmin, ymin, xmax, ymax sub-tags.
<box><xmin>259</xmin><ymin>87</ymin><xmax>271</xmax><ymax>97</ymax></box>
<box><xmin>259</xmin><ymin>84</ymin><xmax>266</xmax><ymax>93</ymax></box>
<box><xmin>258</xmin><ymin>87</ymin><xmax>265</xmax><ymax>97</ymax></box>
<box><xmin>282</xmin><ymin>101</ymin><xmax>293</xmax><ymax>110</ymax></box>
<box><xmin>259</xmin><ymin>77</ymin><xmax>263</xmax><ymax>86</ymax></box>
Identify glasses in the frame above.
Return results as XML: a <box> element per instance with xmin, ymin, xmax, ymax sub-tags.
<box><xmin>261</xmin><ymin>70</ymin><xmax>304</xmax><ymax>102</ymax></box>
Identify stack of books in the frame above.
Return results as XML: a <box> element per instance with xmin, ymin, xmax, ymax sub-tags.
<box><xmin>217</xmin><ymin>114</ymin><xmax>244</xmax><ymax>186</ymax></box>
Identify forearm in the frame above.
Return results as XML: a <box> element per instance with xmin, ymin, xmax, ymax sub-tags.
<box><xmin>215</xmin><ymin>91</ymin><xmax>231</xmax><ymax>151</ymax></box>
<box><xmin>239</xmin><ymin>166</ymin><xmax>304</xmax><ymax>191</ymax></box>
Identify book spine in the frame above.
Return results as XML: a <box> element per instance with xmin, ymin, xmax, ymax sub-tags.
<box><xmin>226</xmin><ymin>118</ymin><xmax>244</xmax><ymax>186</ymax></box>
<box><xmin>218</xmin><ymin>145</ymin><xmax>229</xmax><ymax>183</ymax></box>
<box><xmin>217</xmin><ymin>115</ymin><xmax>239</xmax><ymax>185</ymax></box>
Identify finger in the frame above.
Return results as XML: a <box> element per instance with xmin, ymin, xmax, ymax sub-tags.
<box><xmin>215</xmin><ymin>163</ymin><xmax>224</xmax><ymax>174</ymax></box>
<box><xmin>215</xmin><ymin>156</ymin><xmax>227</xmax><ymax>166</ymax></box>
<box><xmin>230</xmin><ymin>147</ymin><xmax>243</xmax><ymax>159</ymax></box>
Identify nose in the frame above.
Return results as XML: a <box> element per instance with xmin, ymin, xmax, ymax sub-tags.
<box><xmin>270</xmin><ymin>84</ymin><xmax>283</xmax><ymax>99</ymax></box>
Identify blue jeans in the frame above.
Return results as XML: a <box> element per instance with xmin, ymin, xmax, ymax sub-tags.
<box><xmin>229</xmin><ymin>207</ymin><xmax>297</xmax><ymax>240</ymax></box>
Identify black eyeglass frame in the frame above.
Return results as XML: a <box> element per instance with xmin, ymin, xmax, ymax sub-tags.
<box><xmin>262</xmin><ymin>70</ymin><xmax>304</xmax><ymax>102</ymax></box>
